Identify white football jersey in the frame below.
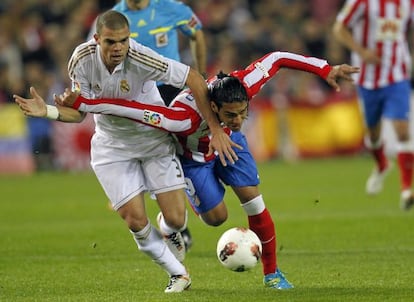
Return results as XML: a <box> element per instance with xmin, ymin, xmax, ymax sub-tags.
<box><xmin>68</xmin><ymin>38</ymin><xmax>189</xmax><ymax>157</ymax></box>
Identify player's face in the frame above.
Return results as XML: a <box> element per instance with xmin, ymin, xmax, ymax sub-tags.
<box><xmin>95</xmin><ymin>25</ymin><xmax>130</xmax><ymax>73</ymax></box>
<box><xmin>126</xmin><ymin>0</ymin><xmax>149</xmax><ymax>10</ymax></box>
<box><xmin>212</xmin><ymin>101</ymin><xmax>249</xmax><ymax>132</ymax></box>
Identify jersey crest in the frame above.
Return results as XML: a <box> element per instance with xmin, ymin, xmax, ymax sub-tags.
<box><xmin>72</xmin><ymin>81</ymin><xmax>81</xmax><ymax>93</ymax></box>
<box><xmin>93</xmin><ymin>83</ymin><xmax>101</xmax><ymax>93</ymax></box>
<box><xmin>120</xmin><ymin>79</ymin><xmax>130</xmax><ymax>93</ymax></box>
<box><xmin>155</xmin><ymin>32</ymin><xmax>169</xmax><ymax>47</ymax></box>
<box><xmin>376</xmin><ymin>18</ymin><xmax>403</xmax><ymax>41</ymax></box>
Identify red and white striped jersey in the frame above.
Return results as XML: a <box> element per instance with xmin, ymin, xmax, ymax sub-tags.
<box><xmin>73</xmin><ymin>51</ymin><xmax>331</xmax><ymax>162</ymax></box>
<box><xmin>336</xmin><ymin>0</ymin><xmax>414</xmax><ymax>89</ymax></box>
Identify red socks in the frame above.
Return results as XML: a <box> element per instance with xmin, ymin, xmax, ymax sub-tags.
<box><xmin>371</xmin><ymin>144</ymin><xmax>388</xmax><ymax>172</ymax></box>
<box><xmin>248</xmin><ymin>208</ymin><xmax>276</xmax><ymax>275</ymax></box>
<box><xmin>397</xmin><ymin>152</ymin><xmax>414</xmax><ymax>190</ymax></box>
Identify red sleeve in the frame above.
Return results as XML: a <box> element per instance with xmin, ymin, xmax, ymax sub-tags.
<box><xmin>230</xmin><ymin>51</ymin><xmax>332</xmax><ymax>100</ymax></box>
<box><xmin>72</xmin><ymin>95</ymin><xmax>201</xmax><ymax>135</ymax></box>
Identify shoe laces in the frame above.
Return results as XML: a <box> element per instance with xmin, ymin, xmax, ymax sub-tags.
<box><xmin>167</xmin><ymin>276</ymin><xmax>178</xmax><ymax>289</ymax></box>
<box><xmin>166</xmin><ymin>275</ymin><xmax>188</xmax><ymax>289</ymax></box>
<box><xmin>265</xmin><ymin>269</ymin><xmax>286</xmax><ymax>284</ymax></box>
<box><xmin>166</xmin><ymin>275</ymin><xmax>180</xmax><ymax>288</ymax></box>
<box><xmin>265</xmin><ymin>275</ymin><xmax>281</xmax><ymax>287</ymax></box>
<box><xmin>166</xmin><ymin>233</ymin><xmax>184</xmax><ymax>251</ymax></box>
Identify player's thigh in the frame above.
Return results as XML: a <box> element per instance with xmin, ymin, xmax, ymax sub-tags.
<box><xmin>383</xmin><ymin>80</ymin><xmax>411</xmax><ymax>121</ymax></box>
<box><xmin>143</xmin><ymin>153</ymin><xmax>186</xmax><ymax>194</ymax></box>
<box><xmin>143</xmin><ymin>153</ymin><xmax>187</xmax><ymax>226</ymax></box>
<box><xmin>199</xmin><ymin>201</ymin><xmax>228</xmax><ymax>226</ymax></box>
<box><xmin>117</xmin><ymin>193</ymin><xmax>149</xmax><ymax>231</ymax></box>
<box><xmin>216</xmin><ymin>132</ymin><xmax>259</xmax><ymax>188</ymax></box>
<box><xmin>156</xmin><ymin>188</ymin><xmax>187</xmax><ymax>228</ymax></box>
<box><xmin>91</xmin><ymin>158</ymin><xmax>146</xmax><ymax>211</ymax></box>
<box><xmin>181</xmin><ymin>158</ymin><xmax>225</xmax><ymax>214</ymax></box>
<box><xmin>357</xmin><ymin>86</ymin><xmax>384</xmax><ymax>128</ymax></box>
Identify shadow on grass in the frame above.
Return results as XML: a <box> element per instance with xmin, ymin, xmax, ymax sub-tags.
<box><xmin>183</xmin><ymin>286</ymin><xmax>414</xmax><ymax>302</ymax></box>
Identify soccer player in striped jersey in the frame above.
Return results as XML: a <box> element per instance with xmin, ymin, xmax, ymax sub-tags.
<box><xmin>334</xmin><ymin>0</ymin><xmax>414</xmax><ymax>210</ymax></box>
<box><xmin>13</xmin><ymin>10</ymin><xmax>240</xmax><ymax>293</ymax></box>
<box><xmin>16</xmin><ymin>50</ymin><xmax>358</xmax><ymax>289</ymax></box>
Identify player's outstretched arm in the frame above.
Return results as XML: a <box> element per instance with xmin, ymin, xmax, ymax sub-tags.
<box><xmin>231</xmin><ymin>51</ymin><xmax>359</xmax><ymax>100</ymax></box>
<box><xmin>325</xmin><ymin>64</ymin><xmax>360</xmax><ymax>92</ymax></box>
<box><xmin>14</xmin><ymin>87</ymin><xmax>48</xmax><ymax>118</ymax></box>
<box><xmin>13</xmin><ymin>86</ymin><xmax>85</xmax><ymax>122</ymax></box>
<box><xmin>55</xmin><ymin>88</ymin><xmax>201</xmax><ymax>135</ymax></box>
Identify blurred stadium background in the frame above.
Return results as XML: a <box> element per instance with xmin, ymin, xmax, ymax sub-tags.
<box><xmin>0</xmin><ymin>0</ymin><xmax>410</xmax><ymax>175</ymax></box>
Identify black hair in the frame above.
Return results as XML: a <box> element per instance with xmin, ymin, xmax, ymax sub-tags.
<box><xmin>208</xmin><ymin>71</ymin><xmax>248</xmax><ymax>109</ymax></box>
<box><xmin>96</xmin><ymin>10</ymin><xmax>130</xmax><ymax>34</ymax></box>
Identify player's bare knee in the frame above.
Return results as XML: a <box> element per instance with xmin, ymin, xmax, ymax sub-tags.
<box><xmin>162</xmin><ymin>212</ymin><xmax>186</xmax><ymax>230</ymax></box>
<box><xmin>125</xmin><ymin>216</ymin><xmax>149</xmax><ymax>232</ymax></box>
<box><xmin>164</xmin><ymin>219</ymin><xmax>185</xmax><ymax>230</ymax></box>
<box><xmin>203</xmin><ymin>218</ymin><xmax>225</xmax><ymax>227</ymax></box>
<box><xmin>201</xmin><ymin>212</ymin><xmax>227</xmax><ymax>227</ymax></box>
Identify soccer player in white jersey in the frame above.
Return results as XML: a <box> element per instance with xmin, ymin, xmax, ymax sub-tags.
<box><xmin>16</xmin><ymin>50</ymin><xmax>358</xmax><ymax>289</ymax></box>
<box><xmin>87</xmin><ymin>0</ymin><xmax>208</xmax><ymax>251</ymax></box>
<box><xmin>13</xmin><ymin>10</ymin><xmax>240</xmax><ymax>293</ymax></box>
<box><xmin>111</xmin><ymin>0</ymin><xmax>208</xmax><ymax>252</ymax></box>
<box><xmin>334</xmin><ymin>0</ymin><xmax>414</xmax><ymax>210</ymax></box>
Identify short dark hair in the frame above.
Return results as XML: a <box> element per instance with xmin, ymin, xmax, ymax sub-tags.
<box><xmin>96</xmin><ymin>10</ymin><xmax>130</xmax><ymax>34</ymax></box>
<box><xmin>208</xmin><ymin>71</ymin><xmax>248</xmax><ymax>109</ymax></box>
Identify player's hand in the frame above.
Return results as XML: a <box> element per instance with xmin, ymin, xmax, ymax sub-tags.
<box><xmin>207</xmin><ymin>127</ymin><xmax>243</xmax><ymax>166</ymax></box>
<box><xmin>54</xmin><ymin>88</ymin><xmax>79</xmax><ymax>108</ymax></box>
<box><xmin>13</xmin><ymin>86</ymin><xmax>47</xmax><ymax>117</ymax></box>
<box><xmin>326</xmin><ymin>64</ymin><xmax>360</xmax><ymax>91</ymax></box>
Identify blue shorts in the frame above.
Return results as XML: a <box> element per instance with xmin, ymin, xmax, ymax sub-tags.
<box><xmin>357</xmin><ymin>80</ymin><xmax>410</xmax><ymax>128</ymax></box>
<box><xmin>181</xmin><ymin>131</ymin><xmax>260</xmax><ymax>214</ymax></box>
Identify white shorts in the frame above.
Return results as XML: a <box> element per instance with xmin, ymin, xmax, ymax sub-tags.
<box><xmin>90</xmin><ymin>133</ymin><xmax>186</xmax><ymax>210</ymax></box>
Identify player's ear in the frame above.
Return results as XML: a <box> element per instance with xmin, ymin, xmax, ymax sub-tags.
<box><xmin>210</xmin><ymin>101</ymin><xmax>219</xmax><ymax>113</ymax></box>
<box><xmin>93</xmin><ymin>33</ymin><xmax>99</xmax><ymax>42</ymax></box>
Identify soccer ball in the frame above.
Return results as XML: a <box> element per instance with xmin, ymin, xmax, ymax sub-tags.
<box><xmin>216</xmin><ymin>227</ymin><xmax>262</xmax><ymax>272</ymax></box>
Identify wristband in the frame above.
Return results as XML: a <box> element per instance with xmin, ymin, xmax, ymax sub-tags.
<box><xmin>46</xmin><ymin>105</ymin><xmax>59</xmax><ymax>120</ymax></box>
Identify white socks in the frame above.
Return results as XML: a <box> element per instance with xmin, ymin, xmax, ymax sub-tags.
<box><xmin>130</xmin><ymin>222</ymin><xmax>186</xmax><ymax>276</ymax></box>
<box><xmin>158</xmin><ymin>210</ymin><xmax>188</xmax><ymax>234</ymax></box>
<box><xmin>241</xmin><ymin>195</ymin><xmax>265</xmax><ymax>216</ymax></box>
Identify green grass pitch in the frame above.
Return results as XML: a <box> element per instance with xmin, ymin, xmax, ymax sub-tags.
<box><xmin>1</xmin><ymin>155</ymin><xmax>413</xmax><ymax>301</ymax></box>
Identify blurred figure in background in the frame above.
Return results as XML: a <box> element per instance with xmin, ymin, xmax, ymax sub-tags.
<box><xmin>23</xmin><ymin>60</ymin><xmax>55</xmax><ymax>170</ymax></box>
<box><xmin>89</xmin><ymin>0</ymin><xmax>207</xmax><ymax>107</ymax></box>
<box><xmin>0</xmin><ymin>1</ymin><xmax>100</xmax><ymax>172</ymax></box>
<box><xmin>333</xmin><ymin>0</ymin><xmax>414</xmax><ymax>210</ymax></box>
